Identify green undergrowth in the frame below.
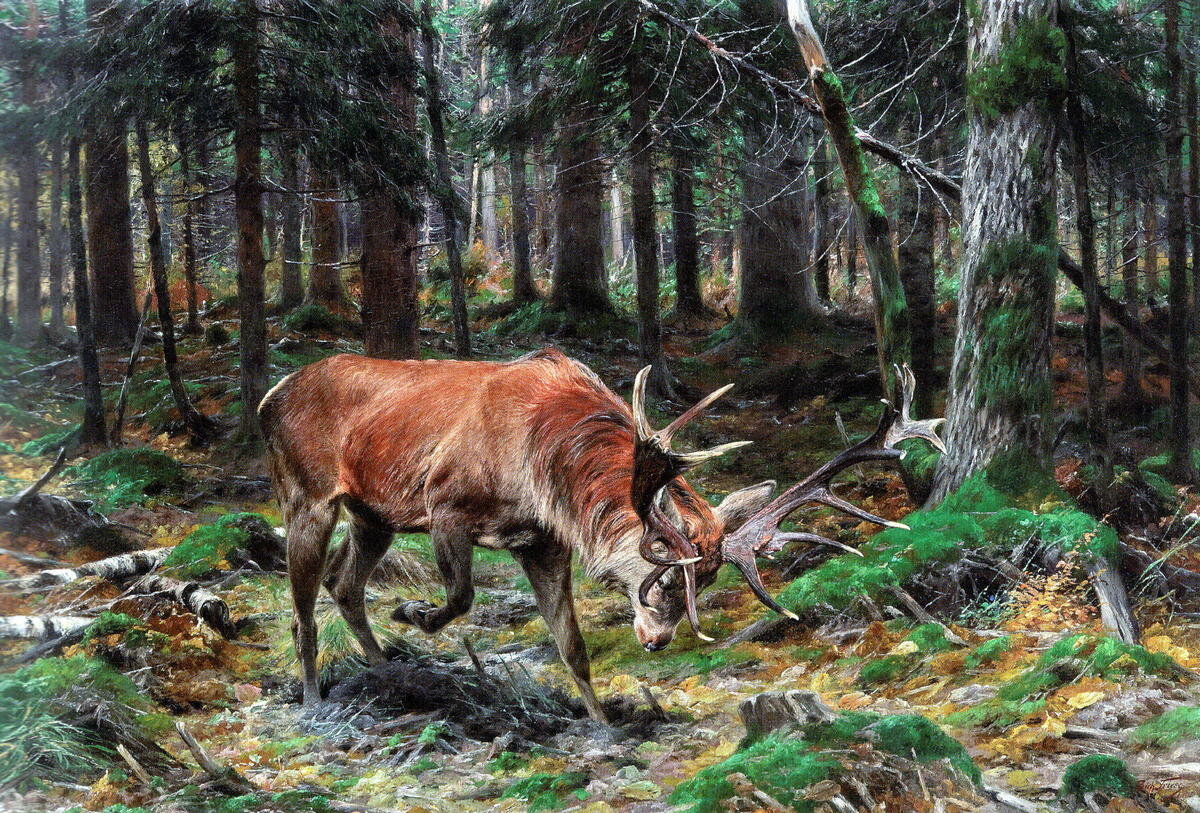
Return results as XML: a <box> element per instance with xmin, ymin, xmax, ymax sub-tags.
<box><xmin>484</xmin><ymin>300</ymin><xmax>631</xmax><ymax>341</ymax></box>
<box><xmin>500</xmin><ymin>771</ymin><xmax>588</xmax><ymax>812</ymax></box>
<box><xmin>1130</xmin><ymin>705</ymin><xmax>1200</xmax><ymax>748</ymax></box>
<box><xmin>282</xmin><ymin>304</ymin><xmax>359</xmax><ymax>337</ymax></box>
<box><xmin>0</xmin><ymin>402</ymin><xmax>57</xmax><ymax>433</ymax></box>
<box><xmin>163</xmin><ymin>512</ymin><xmax>273</xmax><ymax>579</ymax></box>
<box><xmin>965</xmin><ymin>636</ymin><xmax>1012</xmax><ymax>670</ymax></box>
<box><xmin>586</xmin><ymin>624</ymin><xmax>753</xmax><ymax>679</ymax></box>
<box><xmin>66</xmin><ymin>447</ymin><xmax>186</xmax><ymax>511</ymax></box>
<box><xmin>776</xmin><ymin>454</ymin><xmax>1119</xmax><ymax>616</ymax></box>
<box><xmin>1059</xmin><ymin>754</ymin><xmax>1136</xmax><ymax>800</ymax></box>
<box><xmin>127</xmin><ymin>377</ymin><xmax>205</xmax><ymax>427</ymax></box>
<box><xmin>0</xmin><ymin>655</ymin><xmax>167</xmax><ymax>789</ymax></box>
<box><xmin>21</xmin><ymin>422</ymin><xmax>79</xmax><ymax>456</ymax></box>
<box><xmin>79</xmin><ymin>612</ymin><xmax>169</xmax><ymax>650</ymax></box>
<box><xmin>945</xmin><ymin>634</ymin><xmax>1180</xmax><ymax>729</ymax></box>
<box><xmin>673</xmin><ymin>712</ymin><xmax>978</xmax><ymax>813</ymax></box>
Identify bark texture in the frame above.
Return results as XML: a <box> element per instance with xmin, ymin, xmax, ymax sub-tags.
<box><xmin>670</xmin><ymin>144</ymin><xmax>706</xmax><ymax>318</ymax></box>
<box><xmin>549</xmin><ymin>112</ymin><xmax>609</xmax><ymax>314</ymax></box>
<box><xmin>306</xmin><ymin>166</ymin><xmax>345</xmax><ymax>310</ymax></box>
<box><xmin>277</xmin><ymin>135</ymin><xmax>304</xmax><ymax>311</ymax></box>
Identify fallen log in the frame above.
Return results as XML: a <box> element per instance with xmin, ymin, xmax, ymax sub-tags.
<box><xmin>129</xmin><ymin>574</ymin><xmax>237</xmax><ymax>638</ymax></box>
<box><xmin>3</xmin><ymin>547</ymin><xmax>172</xmax><ymax>590</ymax></box>
<box><xmin>1087</xmin><ymin>559</ymin><xmax>1140</xmax><ymax>644</ymax></box>
<box><xmin>0</xmin><ymin>615</ymin><xmax>93</xmax><ymax>639</ymax></box>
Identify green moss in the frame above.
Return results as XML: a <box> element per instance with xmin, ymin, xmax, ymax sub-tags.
<box><xmin>282</xmin><ymin>304</ymin><xmax>358</xmax><ymax>337</ymax></box>
<box><xmin>858</xmin><ymin>655</ymin><xmax>914</xmax><ymax>686</ymax></box>
<box><xmin>966</xmin><ymin>16</ymin><xmax>1067</xmax><ymax>121</ymax></box>
<box><xmin>501</xmin><ymin>771</ymin><xmax>588</xmax><ymax>812</ymax></box>
<box><xmin>1059</xmin><ymin>754</ymin><xmax>1136</xmax><ymax>800</ymax></box>
<box><xmin>66</xmin><ymin>448</ymin><xmax>186</xmax><ymax>511</ymax></box>
<box><xmin>907</xmin><ymin>623</ymin><xmax>953</xmax><ymax>653</ymax></box>
<box><xmin>1130</xmin><ymin>706</ymin><xmax>1200</xmax><ymax>748</ymax></box>
<box><xmin>867</xmin><ymin>715</ymin><xmax>981</xmax><ymax>784</ymax></box>
<box><xmin>964</xmin><ymin>636</ymin><xmax>1012</xmax><ymax>670</ymax></box>
<box><xmin>162</xmin><ymin>512</ymin><xmax>272</xmax><ymax>579</ymax></box>
<box><xmin>21</xmin><ymin>423</ymin><xmax>79</xmax><ymax>456</ymax></box>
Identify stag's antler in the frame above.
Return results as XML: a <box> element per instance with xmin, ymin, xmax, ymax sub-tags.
<box><xmin>721</xmin><ymin>365</ymin><xmax>946</xmax><ymax>620</ymax></box>
<box><xmin>629</xmin><ymin>366</ymin><xmax>750</xmax><ymax>641</ymax></box>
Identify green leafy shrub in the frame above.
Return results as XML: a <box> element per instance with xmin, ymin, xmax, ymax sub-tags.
<box><xmin>283</xmin><ymin>304</ymin><xmax>358</xmax><ymax>337</ymax></box>
<box><xmin>67</xmin><ymin>448</ymin><xmax>186</xmax><ymax>511</ymax></box>
<box><xmin>907</xmin><ymin>623</ymin><xmax>953</xmax><ymax>653</ymax></box>
<box><xmin>0</xmin><ymin>402</ymin><xmax>54</xmax><ymax>432</ymax></box>
<box><xmin>1130</xmin><ymin>706</ymin><xmax>1200</xmax><ymax>748</ymax></box>
<box><xmin>858</xmin><ymin>655</ymin><xmax>913</xmax><ymax>686</ymax></box>
<box><xmin>501</xmin><ymin>771</ymin><xmax>588</xmax><ymax>812</ymax></box>
<box><xmin>162</xmin><ymin>512</ymin><xmax>273</xmax><ymax>579</ymax></box>
<box><xmin>205</xmin><ymin>322</ymin><xmax>230</xmax><ymax>346</ymax></box>
<box><xmin>20</xmin><ymin>423</ymin><xmax>79</xmax><ymax>456</ymax></box>
<box><xmin>1059</xmin><ymin>754</ymin><xmax>1136</xmax><ymax>800</ymax></box>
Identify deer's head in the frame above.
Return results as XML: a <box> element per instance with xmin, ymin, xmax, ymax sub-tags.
<box><xmin>624</xmin><ymin>365</ymin><xmax>946</xmax><ymax>650</ymax></box>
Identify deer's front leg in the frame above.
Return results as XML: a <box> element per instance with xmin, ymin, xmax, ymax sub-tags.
<box><xmin>392</xmin><ymin>517</ymin><xmax>474</xmax><ymax>634</ymax></box>
<box><xmin>514</xmin><ymin>542</ymin><xmax>608</xmax><ymax>724</ymax></box>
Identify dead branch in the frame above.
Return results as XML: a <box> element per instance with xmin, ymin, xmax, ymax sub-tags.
<box><xmin>0</xmin><ymin>614</ymin><xmax>93</xmax><ymax>639</ymax></box>
<box><xmin>130</xmin><ymin>575</ymin><xmax>238</xmax><ymax>638</ymax></box>
<box><xmin>8</xmin><ymin>447</ymin><xmax>68</xmax><ymax>509</ymax></box>
<box><xmin>3</xmin><ymin>547</ymin><xmax>173</xmax><ymax>591</ymax></box>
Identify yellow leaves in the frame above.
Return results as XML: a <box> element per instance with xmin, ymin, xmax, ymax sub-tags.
<box><xmin>1143</xmin><ymin>633</ymin><xmax>1194</xmax><ymax>668</ymax></box>
<box><xmin>606</xmin><ymin>673</ymin><xmax>640</xmax><ymax>695</ymax></box>
<box><xmin>1004</xmin><ymin>770</ymin><xmax>1039</xmax><ymax>791</ymax></box>
<box><xmin>891</xmin><ymin>640</ymin><xmax>919</xmax><ymax>656</ymax></box>
<box><xmin>619</xmin><ymin>780</ymin><xmax>661</xmax><ymax>800</ymax></box>
<box><xmin>1065</xmin><ymin>690</ymin><xmax>1105</xmax><ymax>710</ymax></box>
<box><xmin>837</xmin><ymin>691</ymin><xmax>873</xmax><ymax>710</ymax></box>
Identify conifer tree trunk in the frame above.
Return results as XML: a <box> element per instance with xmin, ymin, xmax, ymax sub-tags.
<box><xmin>509</xmin><ymin>139</ymin><xmax>537</xmax><ymax>304</ymax></box>
<box><xmin>671</xmin><ymin>144</ymin><xmax>705</xmax><ymax>319</ymax></box>
<box><xmin>421</xmin><ymin>0</ymin><xmax>470</xmax><ymax>355</ymax></box>
<box><xmin>1164</xmin><ymin>0</ymin><xmax>1195</xmax><ymax>482</ymax></box>
<box><xmin>610</xmin><ymin>173</ymin><xmax>625</xmax><ymax>267</ymax></box>
<box><xmin>1188</xmin><ymin>40</ymin><xmax>1200</xmax><ymax>327</ymax></box>
<box><xmin>15</xmin><ymin>5</ymin><xmax>42</xmax><ymax>347</ymax></box>
<box><xmin>1143</xmin><ymin>180</ymin><xmax>1159</xmax><ymax>299</ymax></box>
<box><xmin>626</xmin><ymin>48</ymin><xmax>674</xmax><ymax>399</ymax></box>
<box><xmin>1067</xmin><ymin>27</ymin><xmax>1110</xmax><ymax>481</ymax></box>
<box><xmin>134</xmin><ymin>120</ymin><xmax>209</xmax><ymax>440</ymax></box>
<box><xmin>177</xmin><ymin>134</ymin><xmax>202</xmax><ymax>334</ymax></box>
<box><xmin>811</xmin><ymin>137</ymin><xmax>833</xmax><ymax>304</ymax></box>
<box><xmin>277</xmin><ymin>134</ymin><xmax>304</xmax><ymax>312</ymax></box>
<box><xmin>928</xmin><ymin>0</ymin><xmax>1061</xmax><ymax>502</ymax></box>
<box><xmin>84</xmin><ymin>0</ymin><xmax>137</xmax><ymax>347</ymax></box>
<box><xmin>0</xmin><ymin>189</ymin><xmax>12</xmax><ymax>340</ymax></box>
<box><xmin>68</xmin><ymin>137</ymin><xmax>105</xmax><ymax>446</ymax></box>
<box><xmin>1121</xmin><ymin>187</ymin><xmax>1144</xmax><ymax>402</ymax></box>
<box><xmin>233</xmin><ymin>0</ymin><xmax>267</xmax><ymax>442</ymax></box>
<box><xmin>48</xmin><ymin>141</ymin><xmax>67</xmax><ymax>340</ymax></box>
<box><xmin>306</xmin><ymin>167</ymin><xmax>345</xmax><ymax>310</ymax></box>
<box><xmin>845</xmin><ymin>209</ymin><xmax>858</xmax><ymax>293</ymax></box>
<box><xmin>360</xmin><ymin>7</ymin><xmax>421</xmax><ymax>360</ymax></box>
<box><xmin>549</xmin><ymin>111</ymin><xmax>609</xmax><ymax>314</ymax></box>
<box><xmin>897</xmin><ymin>137</ymin><xmax>936</xmax><ymax>419</ymax></box>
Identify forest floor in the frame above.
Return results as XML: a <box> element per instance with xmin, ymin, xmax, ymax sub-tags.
<box><xmin>1</xmin><ymin>298</ymin><xmax>1200</xmax><ymax>813</ymax></box>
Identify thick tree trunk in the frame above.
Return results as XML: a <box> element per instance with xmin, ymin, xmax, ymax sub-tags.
<box><xmin>1164</xmin><ymin>0</ymin><xmax>1195</xmax><ymax>482</ymax></box>
<box><xmin>1143</xmin><ymin>180</ymin><xmax>1159</xmax><ymax>300</ymax></box>
<box><xmin>233</xmin><ymin>0</ymin><xmax>267</xmax><ymax>442</ymax></box>
<box><xmin>15</xmin><ymin>9</ymin><xmax>42</xmax><ymax>346</ymax></box>
<box><xmin>812</xmin><ymin>139</ymin><xmax>833</xmax><ymax>305</ymax></box>
<box><xmin>67</xmin><ymin>138</ymin><xmax>106</xmax><ymax>446</ymax></box>
<box><xmin>670</xmin><ymin>144</ymin><xmax>706</xmax><ymax>319</ymax></box>
<box><xmin>509</xmin><ymin>142</ymin><xmax>537</xmax><ymax>304</ymax></box>
<box><xmin>134</xmin><ymin>120</ymin><xmax>210</xmax><ymax>440</ymax></box>
<box><xmin>737</xmin><ymin>127</ymin><xmax>819</xmax><ymax>340</ymax></box>
<box><xmin>421</xmin><ymin>0</ymin><xmax>470</xmax><ymax>356</ymax></box>
<box><xmin>177</xmin><ymin>135</ymin><xmax>202</xmax><ymax>334</ymax></box>
<box><xmin>785</xmin><ymin>0</ymin><xmax>910</xmax><ymax>398</ymax></box>
<box><xmin>48</xmin><ymin>142</ymin><xmax>67</xmax><ymax>340</ymax></box>
<box><xmin>306</xmin><ymin>167</ymin><xmax>345</xmax><ymax>310</ymax></box>
<box><xmin>277</xmin><ymin>134</ymin><xmax>304</xmax><ymax>312</ymax></box>
<box><xmin>928</xmin><ymin>0</ymin><xmax>1061</xmax><ymax>502</ymax></box>
<box><xmin>1067</xmin><ymin>30</ymin><xmax>1110</xmax><ymax>482</ymax></box>
<box><xmin>1190</xmin><ymin>46</ymin><xmax>1200</xmax><ymax>327</ymax></box>
<box><xmin>897</xmin><ymin>143</ymin><xmax>936</xmax><ymax>419</ymax></box>
<box><xmin>549</xmin><ymin>112</ymin><xmax>609</xmax><ymax>314</ymax></box>
<box><xmin>626</xmin><ymin>51</ymin><xmax>674</xmax><ymax>399</ymax></box>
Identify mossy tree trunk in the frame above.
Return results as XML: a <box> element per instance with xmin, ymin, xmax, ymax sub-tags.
<box><xmin>233</xmin><ymin>0</ymin><xmax>268</xmax><ymax>443</ymax></box>
<box><xmin>784</xmin><ymin>0</ymin><xmax>910</xmax><ymax>400</ymax></box>
<box><xmin>626</xmin><ymin>45</ymin><xmax>675</xmax><ymax>400</ymax></box>
<box><xmin>549</xmin><ymin>111</ymin><xmax>610</xmax><ymax>316</ymax></box>
<box><xmin>277</xmin><ymin>133</ymin><xmax>304</xmax><ymax>313</ymax></box>
<box><xmin>896</xmin><ymin>120</ymin><xmax>936</xmax><ymax>420</ymax></box>
<box><xmin>927</xmin><ymin>0</ymin><xmax>1063</xmax><ymax>503</ymax></box>
<box><xmin>1164</xmin><ymin>0</ymin><xmax>1196</xmax><ymax>483</ymax></box>
<box><xmin>421</xmin><ymin>0</ymin><xmax>470</xmax><ymax>356</ymax></box>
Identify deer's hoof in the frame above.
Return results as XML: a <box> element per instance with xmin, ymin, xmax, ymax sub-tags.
<box><xmin>391</xmin><ymin>600</ymin><xmax>434</xmax><ymax>626</ymax></box>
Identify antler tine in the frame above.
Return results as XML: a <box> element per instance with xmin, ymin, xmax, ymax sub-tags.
<box><xmin>724</xmin><ymin>547</ymin><xmax>799</xmax><ymax>620</ymax></box>
<box><xmin>661</xmin><ymin>382</ymin><xmax>736</xmax><ymax>443</ymax></box>
<box><xmin>631</xmin><ymin>366</ymin><xmax>656</xmax><ymax>441</ymax></box>
<box><xmin>675</xmin><ymin>440</ymin><xmax>753</xmax><ymax>469</ymax></box>
<box><xmin>884</xmin><ymin>364</ymin><xmax>947</xmax><ymax>454</ymax></box>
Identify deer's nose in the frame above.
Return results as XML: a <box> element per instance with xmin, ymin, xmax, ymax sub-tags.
<box><xmin>643</xmin><ymin>639</ymin><xmax>667</xmax><ymax>652</ymax></box>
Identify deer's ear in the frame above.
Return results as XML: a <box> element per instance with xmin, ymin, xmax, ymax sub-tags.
<box><xmin>714</xmin><ymin>480</ymin><xmax>776</xmax><ymax>532</ymax></box>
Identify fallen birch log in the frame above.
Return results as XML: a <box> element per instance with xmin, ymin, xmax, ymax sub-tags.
<box><xmin>4</xmin><ymin>547</ymin><xmax>173</xmax><ymax>591</ymax></box>
<box><xmin>0</xmin><ymin>615</ymin><xmax>93</xmax><ymax>639</ymax></box>
<box><xmin>130</xmin><ymin>574</ymin><xmax>237</xmax><ymax>638</ymax></box>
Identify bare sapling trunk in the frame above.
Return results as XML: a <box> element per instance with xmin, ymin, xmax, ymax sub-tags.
<box><xmin>67</xmin><ymin>138</ymin><xmax>106</xmax><ymax>446</ymax></box>
<box><xmin>421</xmin><ymin>0</ymin><xmax>470</xmax><ymax>356</ymax></box>
<box><xmin>812</xmin><ymin>139</ymin><xmax>833</xmax><ymax>305</ymax></box>
<box><xmin>134</xmin><ymin>120</ymin><xmax>212</xmax><ymax>441</ymax></box>
<box><xmin>784</xmin><ymin>0</ymin><xmax>910</xmax><ymax>399</ymax></box>
<box><xmin>277</xmin><ymin>135</ymin><xmax>304</xmax><ymax>312</ymax></box>
<box><xmin>177</xmin><ymin>133</ymin><xmax>203</xmax><ymax>333</ymax></box>
<box><xmin>1120</xmin><ymin>188</ymin><xmax>1145</xmax><ymax>403</ymax></box>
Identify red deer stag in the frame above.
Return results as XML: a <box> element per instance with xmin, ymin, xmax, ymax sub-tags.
<box><xmin>260</xmin><ymin>350</ymin><xmax>943</xmax><ymax>722</ymax></box>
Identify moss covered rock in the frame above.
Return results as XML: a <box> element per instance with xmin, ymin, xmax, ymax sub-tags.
<box><xmin>1059</xmin><ymin>754</ymin><xmax>1136</xmax><ymax>800</ymax></box>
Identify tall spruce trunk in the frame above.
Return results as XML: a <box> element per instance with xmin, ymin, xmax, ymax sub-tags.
<box><xmin>233</xmin><ymin>0</ymin><xmax>267</xmax><ymax>442</ymax></box>
<box><xmin>896</xmin><ymin>135</ymin><xmax>936</xmax><ymax>420</ymax></box>
<box><xmin>15</xmin><ymin>9</ymin><xmax>42</xmax><ymax>347</ymax></box>
<box><xmin>1164</xmin><ymin>0</ymin><xmax>1195</xmax><ymax>482</ymax></box>
<box><xmin>1067</xmin><ymin>28</ymin><xmax>1110</xmax><ymax>482</ymax></box>
<box><xmin>359</xmin><ymin>8</ymin><xmax>421</xmax><ymax>360</ymax></box>
<box><xmin>671</xmin><ymin>144</ymin><xmax>705</xmax><ymax>318</ymax></box>
<box><xmin>1121</xmin><ymin>187</ymin><xmax>1144</xmax><ymax>402</ymax></box>
<box><xmin>277</xmin><ymin>134</ymin><xmax>304</xmax><ymax>312</ymax></box>
<box><xmin>48</xmin><ymin>141</ymin><xmax>67</xmax><ymax>340</ymax></box>
<box><xmin>549</xmin><ymin>112</ymin><xmax>609</xmax><ymax>314</ymax></box>
<box><xmin>68</xmin><ymin>138</ymin><xmax>105</xmax><ymax>445</ymax></box>
<box><xmin>177</xmin><ymin>133</ymin><xmax>203</xmax><ymax>334</ymax></box>
<box><xmin>812</xmin><ymin>138</ymin><xmax>833</xmax><ymax>304</ymax></box>
<box><xmin>421</xmin><ymin>0</ymin><xmax>470</xmax><ymax>355</ymax></box>
<box><xmin>134</xmin><ymin>120</ymin><xmax>209</xmax><ymax>439</ymax></box>
<box><xmin>509</xmin><ymin>142</ymin><xmax>537</xmax><ymax>304</ymax></box>
<box><xmin>626</xmin><ymin>50</ymin><xmax>674</xmax><ymax>399</ymax></box>
<box><xmin>0</xmin><ymin>187</ymin><xmax>11</xmax><ymax>340</ymax></box>
<box><xmin>1191</xmin><ymin>37</ymin><xmax>1200</xmax><ymax>327</ymax></box>
<box><xmin>1143</xmin><ymin>180</ymin><xmax>1159</xmax><ymax>300</ymax></box>
<box><xmin>928</xmin><ymin>0</ymin><xmax>1061</xmax><ymax>502</ymax></box>
<box><xmin>306</xmin><ymin>167</ymin><xmax>345</xmax><ymax>310</ymax></box>
<box><xmin>84</xmin><ymin>0</ymin><xmax>137</xmax><ymax>347</ymax></box>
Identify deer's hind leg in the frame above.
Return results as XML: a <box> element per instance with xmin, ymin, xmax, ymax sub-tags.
<box><xmin>324</xmin><ymin>512</ymin><xmax>393</xmax><ymax>665</ymax></box>
<box><xmin>284</xmin><ymin>498</ymin><xmax>339</xmax><ymax>706</ymax></box>
<box><xmin>391</xmin><ymin>509</ymin><xmax>475</xmax><ymax>633</ymax></box>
